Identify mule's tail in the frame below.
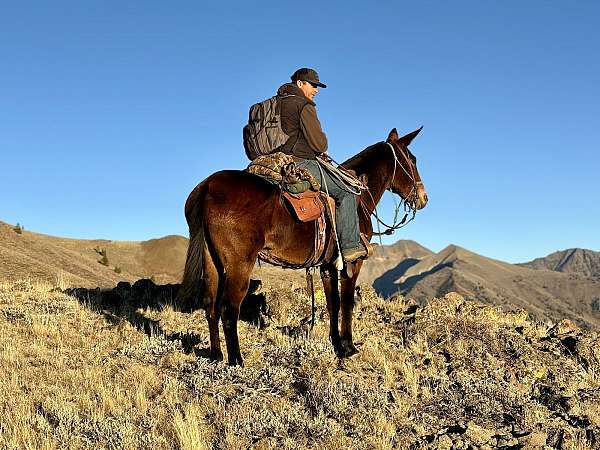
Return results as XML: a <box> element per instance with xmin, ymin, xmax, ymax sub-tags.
<box><xmin>177</xmin><ymin>185</ymin><xmax>207</xmax><ymax>312</ymax></box>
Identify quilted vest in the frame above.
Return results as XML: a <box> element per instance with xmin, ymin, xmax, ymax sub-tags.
<box><xmin>277</xmin><ymin>83</ymin><xmax>318</xmax><ymax>160</ymax></box>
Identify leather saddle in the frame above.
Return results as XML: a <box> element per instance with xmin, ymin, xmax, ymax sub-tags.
<box><xmin>258</xmin><ymin>190</ymin><xmax>336</xmax><ymax>269</ymax></box>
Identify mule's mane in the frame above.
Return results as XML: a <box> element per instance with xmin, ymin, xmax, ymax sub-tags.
<box><xmin>341</xmin><ymin>141</ymin><xmax>385</xmax><ymax>170</ymax></box>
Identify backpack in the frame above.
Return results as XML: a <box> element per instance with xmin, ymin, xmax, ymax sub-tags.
<box><xmin>243</xmin><ymin>95</ymin><xmax>291</xmax><ymax>160</ymax></box>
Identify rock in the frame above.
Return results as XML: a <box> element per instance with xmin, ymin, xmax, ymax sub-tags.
<box><xmin>548</xmin><ymin>319</ymin><xmax>579</xmax><ymax>337</ymax></box>
<box><xmin>464</xmin><ymin>422</ymin><xmax>495</xmax><ymax>445</ymax></box>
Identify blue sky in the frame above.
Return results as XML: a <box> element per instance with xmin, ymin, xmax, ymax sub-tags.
<box><xmin>1</xmin><ymin>1</ymin><xmax>598</xmax><ymax>263</ymax></box>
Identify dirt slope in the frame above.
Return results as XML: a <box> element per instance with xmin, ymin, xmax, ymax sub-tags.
<box><xmin>0</xmin><ymin>220</ymin><xmax>308</xmax><ymax>289</ymax></box>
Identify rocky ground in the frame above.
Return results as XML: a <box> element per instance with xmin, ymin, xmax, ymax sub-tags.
<box><xmin>1</xmin><ymin>278</ymin><xmax>599</xmax><ymax>449</ymax></box>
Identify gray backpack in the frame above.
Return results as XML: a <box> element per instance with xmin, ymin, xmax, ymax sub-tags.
<box><xmin>243</xmin><ymin>95</ymin><xmax>291</xmax><ymax>160</ymax></box>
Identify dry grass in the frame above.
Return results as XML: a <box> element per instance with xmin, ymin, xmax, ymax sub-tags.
<box><xmin>1</xmin><ymin>280</ymin><xmax>599</xmax><ymax>449</ymax></box>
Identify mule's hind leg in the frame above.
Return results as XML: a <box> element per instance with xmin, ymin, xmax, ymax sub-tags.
<box><xmin>220</xmin><ymin>263</ymin><xmax>253</xmax><ymax>366</ymax></box>
<box><xmin>203</xmin><ymin>246</ymin><xmax>223</xmax><ymax>361</ymax></box>
<box><xmin>321</xmin><ymin>264</ymin><xmax>343</xmax><ymax>356</ymax></box>
<box><xmin>339</xmin><ymin>262</ymin><xmax>363</xmax><ymax>357</ymax></box>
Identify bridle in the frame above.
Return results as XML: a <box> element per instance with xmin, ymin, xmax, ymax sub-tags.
<box><xmin>362</xmin><ymin>141</ymin><xmax>422</xmax><ymax>236</ymax></box>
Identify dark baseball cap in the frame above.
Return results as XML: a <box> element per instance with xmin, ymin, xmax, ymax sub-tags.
<box><xmin>290</xmin><ymin>68</ymin><xmax>327</xmax><ymax>88</ymax></box>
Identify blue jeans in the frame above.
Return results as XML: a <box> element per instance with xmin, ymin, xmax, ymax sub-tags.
<box><xmin>296</xmin><ymin>159</ymin><xmax>361</xmax><ymax>250</ymax></box>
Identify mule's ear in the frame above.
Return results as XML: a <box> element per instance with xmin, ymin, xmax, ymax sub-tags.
<box><xmin>397</xmin><ymin>126</ymin><xmax>423</xmax><ymax>146</ymax></box>
<box><xmin>386</xmin><ymin>128</ymin><xmax>399</xmax><ymax>142</ymax></box>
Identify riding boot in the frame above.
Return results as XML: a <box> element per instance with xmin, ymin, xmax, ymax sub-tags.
<box><xmin>341</xmin><ymin>245</ymin><xmax>368</xmax><ymax>263</ymax></box>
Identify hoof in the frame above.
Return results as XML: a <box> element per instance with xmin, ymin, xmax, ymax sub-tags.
<box><xmin>227</xmin><ymin>355</ymin><xmax>244</xmax><ymax>367</ymax></box>
<box><xmin>210</xmin><ymin>350</ymin><xmax>224</xmax><ymax>362</ymax></box>
<box><xmin>339</xmin><ymin>341</ymin><xmax>359</xmax><ymax>358</ymax></box>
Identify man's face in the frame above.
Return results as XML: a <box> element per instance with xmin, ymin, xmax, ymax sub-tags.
<box><xmin>296</xmin><ymin>80</ymin><xmax>318</xmax><ymax>101</ymax></box>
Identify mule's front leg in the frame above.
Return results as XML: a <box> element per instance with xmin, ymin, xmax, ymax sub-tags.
<box><xmin>339</xmin><ymin>268</ymin><xmax>360</xmax><ymax>357</ymax></box>
<box><xmin>321</xmin><ymin>264</ymin><xmax>343</xmax><ymax>356</ymax></box>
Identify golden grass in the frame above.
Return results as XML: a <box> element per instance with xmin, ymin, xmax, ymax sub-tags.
<box><xmin>0</xmin><ymin>282</ymin><xmax>598</xmax><ymax>449</ymax></box>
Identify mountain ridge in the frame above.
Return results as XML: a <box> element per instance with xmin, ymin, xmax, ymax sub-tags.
<box><xmin>376</xmin><ymin>244</ymin><xmax>600</xmax><ymax>328</ymax></box>
<box><xmin>519</xmin><ymin>248</ymin><xmax>600</xmax><ymax>279</ymax></box>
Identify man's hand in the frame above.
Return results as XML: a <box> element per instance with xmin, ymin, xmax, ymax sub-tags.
<box><xmin>320</xmin><ymin>153</ymin><xmax>333</xmax><ymax>163</ymax></box>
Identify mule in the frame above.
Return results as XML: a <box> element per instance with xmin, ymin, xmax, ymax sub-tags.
<box><xmin>178</xmin><ymin>127</ymin><xmax>428</xmax><ymax>365</ymax></box>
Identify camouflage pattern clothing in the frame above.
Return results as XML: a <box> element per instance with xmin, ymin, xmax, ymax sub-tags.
<box><xmin>247</xmin><ymin>152</ymin><xmax>321</xmax><ymax>193</ymax></box>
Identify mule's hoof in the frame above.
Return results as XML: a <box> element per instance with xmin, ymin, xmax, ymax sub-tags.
<box><xmin>340</xmin><ymin>341</ymin><xmax>359</xmax><ymax>358</ymax></box>
<box><xmin>210</xmin><ymin>350</ymin><xmax>224</xmax><ymax>362</ymax></box>
<box><xmin>227</xmin><ymin>355</ymin><xmax>244</xmax><ymax>367</ymax></box>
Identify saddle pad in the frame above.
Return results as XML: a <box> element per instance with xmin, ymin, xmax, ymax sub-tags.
<box><xmin>282</xmin><ymin>190</ymin><xmax>323</xmax><ymax>222</ymax></box>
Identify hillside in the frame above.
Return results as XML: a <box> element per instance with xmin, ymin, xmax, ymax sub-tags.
<box><xmin>0</xmin><ymin>221</ymin><xmax>310</xmax><ymax>289</ymax></box>
<box><xmin>0</xmin><ymin>220</ymin><xmax>428</xmax><ymax>289</ymax></box>
<box><xmin>375</xmin><ymin>244</ymin><xmax>600</xmax><ymax>328</ymax></box>
<box><xmin>0</xmin><ymin>220</ymin><xmax>187</xmax><ymax>287</ymax></box>
<box><xmin>520</xmin><ymin>248</ymin><xmax>600</xmax><ymax>279</ymax></box>
<box><xmin>1</xmin><ymin>279</ymin><xmax>599</xmax><ymax>449</ymax></box>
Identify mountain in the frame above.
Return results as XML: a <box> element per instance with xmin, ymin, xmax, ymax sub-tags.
<box><xmin>358</xmin><ymin>239</ymin><xmax>432</xmax><ymax>285</ymax></box>
<box><xmin>0</xmin><ymin>220</ymin><xmax>428</xmax><ymax>290</ymax></box>
<box><xmin>519</xmin><ymin>248</ymin><xmax>600</xmax><ymax>279</ymax></box>
<box><xmin>374</xmin><ymin>244</ymin><xmax>600</xmax><ymax>328</ymax></box>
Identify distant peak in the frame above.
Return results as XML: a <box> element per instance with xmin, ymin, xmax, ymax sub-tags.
<box><xmin>439</xmin><ymin>244</ymin><xmax>467</xmax><ymax>255</ymax></box>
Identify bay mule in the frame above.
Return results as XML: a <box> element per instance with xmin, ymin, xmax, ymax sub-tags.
<box><xmin>179</xmin><ymin>127</ymin><xmax>428</xmax><ymax>365</ymax></box>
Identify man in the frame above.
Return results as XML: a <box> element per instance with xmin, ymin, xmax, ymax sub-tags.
<box><xmin>278</xmin><ymin>68</ymin><xmax>367</xmax><ymax>263</ymax></box>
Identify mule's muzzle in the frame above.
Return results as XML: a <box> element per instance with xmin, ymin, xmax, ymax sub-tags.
<box><xmin>416</xmin><ymin>186</ymin><xmax>428</xmax><ymax>210</ymax></box>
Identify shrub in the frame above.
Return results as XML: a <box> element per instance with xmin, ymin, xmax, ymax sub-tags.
<box><xmin>97</xmin><ymin>249</ymin><xmax>109</xmax><ymax>266</ymax></box>
<box><xmin>114</xmin><ymin>266</ymin><xmax>122</xmax><ymax>274</ymax></box>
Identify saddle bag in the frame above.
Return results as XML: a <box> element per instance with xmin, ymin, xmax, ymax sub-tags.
<box><xmin>282</xmin><ymin>191</ymin><xmax>324</xmax><ymax>222</ymax></box>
